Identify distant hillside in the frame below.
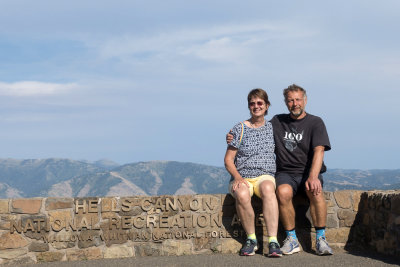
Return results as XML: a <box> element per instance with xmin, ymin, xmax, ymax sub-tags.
<box><xmin>0</xmin><ymin>158</ymin><xmax>106</xmax><ymax>198</ymax></box>
<box><xmin>0</xmin><ymin>158</ymin><xmax>398</xmax><ymax>198</ymax></box>
<box><xmin>323</xmin><ymin>169</ymin><xmax>400</xmax><ymax>191</ymax></box>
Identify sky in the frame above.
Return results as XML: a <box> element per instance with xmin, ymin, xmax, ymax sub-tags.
<box><xmin>0</xmin><ymin>0</ymin><xmax>399</xmax><ymax>169</ymax></box>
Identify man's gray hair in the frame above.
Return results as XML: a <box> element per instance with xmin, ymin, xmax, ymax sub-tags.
<box><xmin>283</xmin><ymin>84</ymin><xmax>307</xmax><ymax>101</ymax></box>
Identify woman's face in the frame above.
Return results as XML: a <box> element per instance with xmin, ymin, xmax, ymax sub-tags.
<box><xmin>248</xmin><ymin>97</ymin><xmax>268</xmax><ymax>117</ymax></box>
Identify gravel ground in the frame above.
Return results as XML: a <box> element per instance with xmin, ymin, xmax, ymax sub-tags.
<box><xmin>6</xmin><ymin>248</ymin><xmax>399</xmax><ymax>267</ymax></box>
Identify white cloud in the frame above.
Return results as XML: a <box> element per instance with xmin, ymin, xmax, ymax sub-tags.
<box><xmin>95</xmin><ymin>21</ymin><xmax>317</xmax><ymax>63</ymax></box>
<box><xmin>0</xmin><ymin>81</ymin><xmax>78</xmax><ymax>97</ymax></box>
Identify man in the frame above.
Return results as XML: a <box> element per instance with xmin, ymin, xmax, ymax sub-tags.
<box><xmin>227</xmin><ymin>84</ymin><xmax>333</xmax><ymax>256</ymax></box>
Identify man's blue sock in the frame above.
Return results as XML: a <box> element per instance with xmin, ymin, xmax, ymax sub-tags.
<box><xmin>315</xmin><ymin>227</ymin><xmax>326</xmax><ymax>240</ymax></box>
<box><xmin>285</xmin><ymin>229</ymin><xmax>297</xmax><ymax>239</ymax></box>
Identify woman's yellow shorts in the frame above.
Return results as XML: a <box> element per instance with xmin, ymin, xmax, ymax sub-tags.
<box><xmin>229</xmin><ymin>174</ymin><xmax>276</xmax><ymax>198</ymax></box>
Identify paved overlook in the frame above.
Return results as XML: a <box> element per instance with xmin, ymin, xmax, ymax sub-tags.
<box><xmin>10</xmin><ymin>248</ymin><xmax>400</xmax><ymax>267</ymax></box>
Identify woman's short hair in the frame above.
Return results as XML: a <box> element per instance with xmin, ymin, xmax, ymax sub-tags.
<box><xmin>283</xmin><ymin>84</ymin><xmax>307</xmax><ymax>101</ymax></box>
<box><xmin>247</xmin><ymin>88</ymin><xmax>270</xmax><ymax>115</ymax></box>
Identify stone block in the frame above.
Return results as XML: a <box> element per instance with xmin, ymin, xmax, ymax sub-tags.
<box><xmin>0</xmin><ymin>232</ymin><xmax>29</xmax><ymax>249</ymax></box>
<box><xmin>28</xmin><ymin>242</ymin><xmax>49</xmax><ymax>252</ymax></box>
<box><xmin>102</xmin><ymin>229</ymin><xmax>130</xmax><ymax>247</ymax></box>
<box><xmin>0</xmin><ymin>248</ymin><xmax>28</xmax><ymax>259</ymax></box>
<box><xmin>102</xmin><ymin>211</ymin><xmax>121</xmax><ymax>219</ymax></box>
<box><xmin>327</xmin><ymin>206</ymin><xmax>336</xmax><ymax>214</ymax></box>
<box><xmin>48</xmin><ymin>210</ymin><xmax>73</xmax><ymax>222</ymax></box>
<box><xmin>395</xmin><ymin>215</ymin><xmax>400</xmax><ymax>225</ymax></box>
<box><xmin>12</xmin><ymin>199</ymin><xmax>42</xmax><ymax>214</ymax></box>
<box><xmin>36</xmin><ymin>251</ymin><xmax>65</xmax><ymax>262</ymax></box>
<box><xmin>77</xmin><ymin>230</ymin><xmax>102</xmax><ymax>248</ymax></box>
<box><xmin>162</xmin><ymin>239</ymin><xmax>193</xmax><ymax>256</ymax></box>
<box><xmin>2</xmin><ymin>256</ymin><xmax>35</xmax><ymax>266</ymax></box>
<box><xmin>325</xmin><ymin>228</ymin><xmax>350</xmax><ymax>243</ymax></box>
<box><xmin>383</xmin><ymin>195</ymin><xmax>391</xmax><ymax>210</ymax></box>
<box><xmin>176</xmin><ymin>195</ymin><xmax>193</xmax><ymax>211</ymax></box>
<box><xmin>45</xmin><ymin>198</ymin><xmax>74</xmax><ymax>210</ymax></box>
<box><xmin>85</xmin><ymin>247</ymin><xmax>103</xmax><ymax>260</ymax></box>
<box><xmin>48</xmin><ymin>210</ymin><xmax>73</xmax><ymax>232</ymax></box>
<box><xmin>118</xmin><ymin>205</ymin><xmax>143</xmax><ymax>217</ymax></box>
<box><xmin>101</xmin><ymin>197</ymin><xmax>119</xmax><ymax>212</ymax></box>
<box><xmin>211</xmin><ymin>238</ymin><xmax>241</xmax><ymax>254</ymax></box>
<box><xmin>104</xmin><ymin>245</ymin><xmax>134</xmax><ymax>258</ymax></box>
<box><xmin>376</xmin><ymin>240</ymin><xmax>385</xmax><ymax>254</ymax></box>
<box><xmin>334</xmin><ymin>191</ymin><xmax>352</xmax><ymax>209</ymax></box>
<box><xmin>0</xmin><ymin>199</ymin><xmax>9</xmax><ymax>213</ymax></box>
<box><xmin>0</xmin><ymin>214</ymin><xmax>18</xmax><ymax>230</ymax></box>
<box><xmin>24</xmin><ymin>231</ymin><xmax>49</xmax><ymax>242</ymax></box>
<box><xmin>50</xmin><ymin>237</ymin><xmax>76</xmax><ymax>250</ymax></box>
<box><xmin>220</xmin><ymin>239</ymin><xmax>242</xmax><ymax>254</ymax></box>
<box><xmin>326</xmin><ymin>213</ymin><xmax>339</xmax><ymax>228</ymax></box>
<box><xmin>391</xmin><ymin>194</ymin><xmax>400</xmax><ymax>214</ymax></box>
<box><xmin>75</xmin><ymin>213</ymin><xmax>100</xmax><ymax>231</ymax></box>
<box><xmin>338</xmin><ymin>209</ymin><xmax>356</xmax><ymax>227</ymax></box>
<box><xmin>66</xmin><ymin>247</ymin><xmax>103</xmax><ymax>261</ymax></box>
<box><xmin>74</xmin><ymin>197</ymin><xmax>100</xmax><ymax>215</ymax></box>
<box><xmin>326</xmin><ymin>197</ymin><xmax>336</xmax><ymax>208</ymax></box>
<box><xmin>134</xmin><ymin>243</ymin><xmax>162</xmax><ymax>257</ymax></box>
<box><xmin>352</xmin><ymin>191</ymin><xmax>362</xmax><ymax>212</ymax></box>
<box><xmin>194</xmin><ymin>236</ymin><xmax>211</xmax><ymax>251</ymax></box>
<box><xmin>197</xmin><ymin>194</ymin><xmax>221</xmax><ymax>212</ymax></box>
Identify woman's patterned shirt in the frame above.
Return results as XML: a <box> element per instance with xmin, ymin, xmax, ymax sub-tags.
<box><xmin>228</xmin><ymin>121</ymin><xmax>276</xmax><ymax>179</ymax></box>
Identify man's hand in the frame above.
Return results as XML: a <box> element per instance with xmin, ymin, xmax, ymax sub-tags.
<box><xmin>226</xmin><ymin>130</ymin><xmax>233</xmax><ymax>144</ymax></box>
<box><xmin>305</xmin><ymin>177</ymin><xmax>322</xmax><ymax>196</ymax></box>
<box><xmin>231</xmin><ymin>178</ymin><xmax>250</xmax><ymax>192</ymax></box>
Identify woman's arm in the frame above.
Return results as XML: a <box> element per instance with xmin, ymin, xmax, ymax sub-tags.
<box><xmin>224</xmin><ymin>147</ymin><xmax>249</xmax><ymax>191</ymax></box>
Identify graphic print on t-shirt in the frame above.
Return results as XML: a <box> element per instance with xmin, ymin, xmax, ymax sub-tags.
<box><xmin>283</xmin><ymin>129</ymin><xmax>304</xmax><ymax>152</ymax></box>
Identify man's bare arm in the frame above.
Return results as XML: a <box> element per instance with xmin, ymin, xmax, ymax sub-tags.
<box><xmin>226</xmin><ymin>130</ymin><xmax>233</xmax><ymax>144</ymax></box>
<box><xmin>305</xmin><ymin>146</ymin><xmax>325</xmax><ymax>196</ymax></box>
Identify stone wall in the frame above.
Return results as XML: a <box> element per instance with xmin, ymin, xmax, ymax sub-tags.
<box><xmin>347</xmin><ymin>191</ymin><xmax>400</xmax><ymax>256</ymax></box>
<box><xmin>0</xmin><ymin>190</ymin><xmax>398</xmax><ymax>264</ymax></box>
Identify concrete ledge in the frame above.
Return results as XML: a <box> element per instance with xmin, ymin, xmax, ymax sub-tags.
<box><xmin>0</xmin><ymin>190</ymin><xmax>398</xmax><ymax>264</ymax></box>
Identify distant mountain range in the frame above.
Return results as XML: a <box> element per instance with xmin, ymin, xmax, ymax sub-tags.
<box><xmin>0</xmin><ymin>158</ymin><xmax>398</xmax><ymax>198</ymax></box>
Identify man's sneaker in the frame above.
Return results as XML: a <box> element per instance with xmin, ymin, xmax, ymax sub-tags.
<box><xmin>268</xmin><ymin>242</ymin><xmax>283</xmax><ymax>257</ymax></box>
<box><xmin>240</xmin><ymin>239</ymin><xmax>258</xmax><ymax>256</ymax></box>
<box><xmin>316</xmin><ymin>237</ymin><xmax>333</xmax><ymax>255</ymax></box>
<box><xmin>281</xmin><ymin>236</ymin><xmax>301</xmax><ymax>255</ymax></box>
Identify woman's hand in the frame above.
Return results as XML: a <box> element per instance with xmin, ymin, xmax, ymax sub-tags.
<box><xmin>231</xmin><ymin>178</ymin><xmax>250</xmax><ymax>192</ymax></box>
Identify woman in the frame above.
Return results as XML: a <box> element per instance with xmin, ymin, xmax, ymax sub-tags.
<box><xmin>224</xmin><ymin>88</ymin><xmax>281</xmax><ymax>257</ymax></box>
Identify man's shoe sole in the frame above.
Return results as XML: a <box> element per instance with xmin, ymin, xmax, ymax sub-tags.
<box><xmin>317</xmin><ymin>250</ymin><xmax>333</xmax><ymax>256</ymax></box>
<box><xmin>282</xmin><ymin>247</ymin><xmax>301</xmax><ymax>255</ymax></box>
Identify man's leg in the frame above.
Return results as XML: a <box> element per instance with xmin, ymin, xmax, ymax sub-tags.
<box><xmin>306</xmin><ymin>189</ymin><xmax>333</xmax><ymax>255</ymax></box>
<box><xmin>276</xmin><ymin>178</ymin><xmax>301</xmax><ymax>255</ymax></box>
<box><xmin>258</xmin><ymin>180</ymin><xmax>282</xmax><ymax>257</ymax></box>
<box><xmin>276</xmin><ymin>184</ymin><xmax>295</xmax><ymax>230</ymax></box>
<box><xmin>306</xmin><ymin>190</ymin><xmax>327</xmax><ymax>228</ymax></box>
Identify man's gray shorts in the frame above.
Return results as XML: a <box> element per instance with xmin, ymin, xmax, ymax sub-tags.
<box><xmin>275</xmin><ymin>172</ymin><xmax>324</xmax><ymax>195</ymax></box>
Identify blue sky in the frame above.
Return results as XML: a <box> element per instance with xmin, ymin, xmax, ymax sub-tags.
<box><xmin>0</xmin><ymin>1</ymin><xmax>399</xmax><ymax>169</ymax></box>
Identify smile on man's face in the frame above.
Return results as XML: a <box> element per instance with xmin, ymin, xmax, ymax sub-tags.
<box><xmin>286</xmin><ymin>91</ymin><xmax>307</xmax><ymax>119</ymax></box>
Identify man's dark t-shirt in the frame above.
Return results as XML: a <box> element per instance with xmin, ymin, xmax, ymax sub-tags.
<box><xmin>270</xmin><ymin>113</ymin><xmax>331</xmax><ymax>175</ymax></box>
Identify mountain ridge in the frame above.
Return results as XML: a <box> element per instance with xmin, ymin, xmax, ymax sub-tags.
<box><xmin>0</xmin><ymin>158</ymin><xmax>398</xmax><ymax>198</ymax></box>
